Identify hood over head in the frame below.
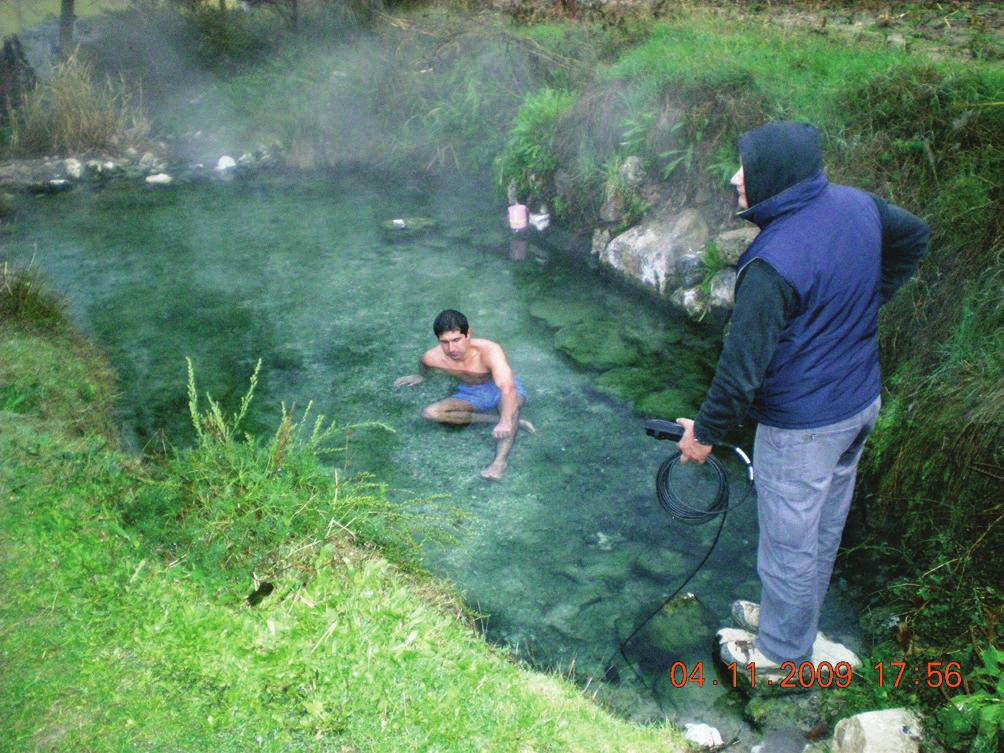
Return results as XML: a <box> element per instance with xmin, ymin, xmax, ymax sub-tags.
<box><xmin>738</xmin><ymin>121</ymin><xmax>822</xmax><ymax>208</ymax></box>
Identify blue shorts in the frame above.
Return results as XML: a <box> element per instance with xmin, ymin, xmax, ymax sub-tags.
<box><xmin>452</xmin><ymin>377</ymin><xmax>528</xmax><ymax>412</ymax></box>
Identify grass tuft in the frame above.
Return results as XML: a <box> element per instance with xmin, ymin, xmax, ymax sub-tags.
<box><xmin>7</xmin><ymin>53</ymin><xmax>151</xmax><ymax>156</ymax></box>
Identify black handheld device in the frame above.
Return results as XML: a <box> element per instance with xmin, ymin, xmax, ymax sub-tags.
<box><xmin>644</xmin><ymin>418</ymin><xmax>686</xmax><ymax>442</ymax></box>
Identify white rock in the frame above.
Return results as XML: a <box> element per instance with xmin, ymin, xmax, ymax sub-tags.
<box><xmin>64</xmin><ymin>158</ymin><xmax>83</xmax><ymax>179</ymax></box>
<box><xmin>145</xmin><ymin>173</ymin><xmax>173</xmax><ymax>185</ymax></box>
<box><xmin>832</xmin><ymin>709</ymin><xmax>922</xmax><ymax>753</ymax></box>
<box><xmin>684</xmin><ymin>723</ymin><xmax>724</xmax><ymax>748</ymax></box>
<box><xmin>216</xmin><ymin>155</ymin><xmax>237</xmax><ymax>171</ymax></box>
<box><xmin>529</xmin><ymin>210</ymin><xmax>550</xmax><ymax>231</ymax></box>
<box><xmin>812</xmin><ymin>633</ymin><xmax>861</xmax><ymax>668</ymax></box>
<box><xmin>601</xmin><ymin>208</ymin><xmax>709</xmax><ymax>295</ymax></box>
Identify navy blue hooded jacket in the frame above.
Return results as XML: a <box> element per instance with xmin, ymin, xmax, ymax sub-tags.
<box><xmin>693</xmin><ymin>122</ymin><xmax>929</xmax><ymax>441</ymax></box>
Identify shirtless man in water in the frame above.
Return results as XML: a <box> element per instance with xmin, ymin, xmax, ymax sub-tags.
<box><xmin>394</xmin><ymin>309</ymin><xmax>535</xmax><ymax>480</ymax></box>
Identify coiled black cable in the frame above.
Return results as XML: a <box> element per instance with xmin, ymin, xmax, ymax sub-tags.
<box><xmin>656</xmin><ymin>443</ymin><xmax>754</xmax><ymax>525</ymax></box>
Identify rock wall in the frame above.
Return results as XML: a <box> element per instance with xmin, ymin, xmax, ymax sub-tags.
<box><xmin>586</xmin><ymin>155</ymin><xmax>759</xmax><ymax>322</ymax></box>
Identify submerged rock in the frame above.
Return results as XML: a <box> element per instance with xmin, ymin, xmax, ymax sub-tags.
<box><xmin>635</xmin><ymin>386</ymin><xmax>703</xmax><ymax>419</ymax></box>
<box><xmin>145</xmin><ymin>173</ymin><xmax>173</xmax><ymax>185</ymax></box>
<box><xmin>554</xmin><ymin>321</ymin><xmax>640</xmax><ymax>370</ymax></box>
<box><xmin>594</xmin><ymin>366</ymin><xmax>667</xmax><ymax>403</ymax></box>
<box><xmin>631</xmin><ymin>548</ymin><xmax>686</xmax><ymax>580</ymax></box>
<box><xmin>745</xmin><ymin>692</ymin><xmax>825</xmax><ymax>733</ymax></box>
<box><xmin>527</xmin><ymin>298</ymin><xmax>602</xmax><ymax>329</ymax></box>
<box><xmin>621</xmin><ymin>592</ymin><xmax>717</xmax><ymax>663</ymax></box>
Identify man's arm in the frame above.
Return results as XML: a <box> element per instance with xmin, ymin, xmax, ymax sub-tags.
<box><xmin>871</xmin><ymin>195</ymin><xmax>930</xmax><ymax>305</ymax></box>
<box><xmin>394</xmin><ymin>354</ymin><xmax>431</xmax><ymax>388</ymax></box>
<box><xmin>678</xmin><ymin>260</ymin><xmax>797</xmax><ymax>462</ymax></box>
<box><xmin>486</xmin><ymin>344</ymin><xmax>519</xmax><ymax>438</ymax></box>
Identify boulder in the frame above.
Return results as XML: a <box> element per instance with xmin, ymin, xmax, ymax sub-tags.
<box><xmin>670</xmin><ymin>285</ymin><xmax>706</xmax><ymax>319</ymax></box>
<box><xmin>598</xmin><ymin>208</ymin><xmax>710</xmax><ymax>295</ymax></box>
<box><xmin>832</xmin><ymin>709</ymin><xmax>923</xmax><ymax>753</ymax></box>
<box><xmin>675</xmin><ymin>252</ymin><xmax>704</xmax><ymax>287</ymax></box>
<box><xmin>708</xmin><ymin>267</ymin><xmax>738</xmax><ymax>311</ymax></box>
<box><xmin>145</xmin><ymin>173</ymin><xmax>173</xmax><ymax>185</ymax></box>
<box><xmin>713</xmin><ymin>226</ymin><xmax>760</xmax><ymax>265</ymax></box>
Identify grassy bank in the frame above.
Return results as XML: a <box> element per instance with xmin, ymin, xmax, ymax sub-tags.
<box><xmin>0</xmin><ymin>274</ymin><xmax>685</xmax><ymax>751</ymax></box>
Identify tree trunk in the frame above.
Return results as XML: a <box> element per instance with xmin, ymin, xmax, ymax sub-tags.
<box><xmin>59</xmin><ymin>0</ymin><xmax>76</xmax><ymax>58</ymax></box>
<box><xmin>219</xmin><ymin>0</ymin><xmax>226</xmax><ymax>11</ymax></box>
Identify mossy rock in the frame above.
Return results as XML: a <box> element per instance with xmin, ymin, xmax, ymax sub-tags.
<box><xmin>594</xmin><ymin>367</ymin><xmax>669</xmax><ymax>403</ymax></box>
<box><xmin>529</xmin><ymin>298</ymin><xmax>607</xmax><ymax>329</ymax></box>
<box><xmin>745</xmin><ymin>690</ymin><xmax>824</xmax><ymax>727</ymax></box>
<box><xmin>638</xmin><ymin>594</ymin><xmax>717</xmax><ymax>657</ymax></box>
<box><xmin>636</xmin><ymin>386</ymin><xmax>704</xmax><ymax>419</ymax></box>
<box><xmin>554</xmin><ymin>321</ymin><xmax>641</xmax><ymax>370</ymax></box>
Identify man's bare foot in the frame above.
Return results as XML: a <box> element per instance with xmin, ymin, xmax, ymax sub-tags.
<box><xmin>480</xmin><ymin>460</ymin><xmax>507</xmax><ymax>481</ymax></box>
<box><xmin>518</xmin><ymin>418</ymin><xmax>537</xmax><ymax>434</ymax></box>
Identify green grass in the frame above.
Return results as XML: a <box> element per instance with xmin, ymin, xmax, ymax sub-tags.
<box><xmin>0</xmin><ymin>287</ymin><xmax>686</xmax><ymax>752</ymax></box>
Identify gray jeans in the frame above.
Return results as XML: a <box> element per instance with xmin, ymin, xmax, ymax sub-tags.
<box><xmin>753</xmin><ymin>397</ymin><xmax>881</xmax><ymax>664</ymax></box>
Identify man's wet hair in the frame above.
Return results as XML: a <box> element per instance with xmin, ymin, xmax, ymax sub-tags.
<box><xmin>434</xmin><ymin>309</ymin><xmax>469</xmax><ymax>337</ymax></box>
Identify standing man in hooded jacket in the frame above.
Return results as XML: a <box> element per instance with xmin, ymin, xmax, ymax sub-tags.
<box><xmin>675</xmin><ymin>122</ymin><xmax>929</xmax><ymax>682</ymax></box>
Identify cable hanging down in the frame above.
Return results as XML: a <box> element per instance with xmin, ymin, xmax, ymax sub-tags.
<box><xmin>604</xmin><ymin>420</ymin><xmax>756</xmax><ymax>689</ymax></box>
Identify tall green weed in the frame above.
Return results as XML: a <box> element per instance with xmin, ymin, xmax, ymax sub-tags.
<box><xmin>120</xmin><ymin>358</ymin><xmax>411</xmax><ymax>580</ymax></box>
<box><xmin>494</xmin><ymin>87</ymin><xmax>577</xmax><ymax>206</ymax></box>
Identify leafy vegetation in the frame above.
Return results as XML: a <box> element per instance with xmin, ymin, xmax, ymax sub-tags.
<box><xmin>494</xmin><ymin>87</ymin><xmax>577</xmax><ymax>208</ymax></box>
